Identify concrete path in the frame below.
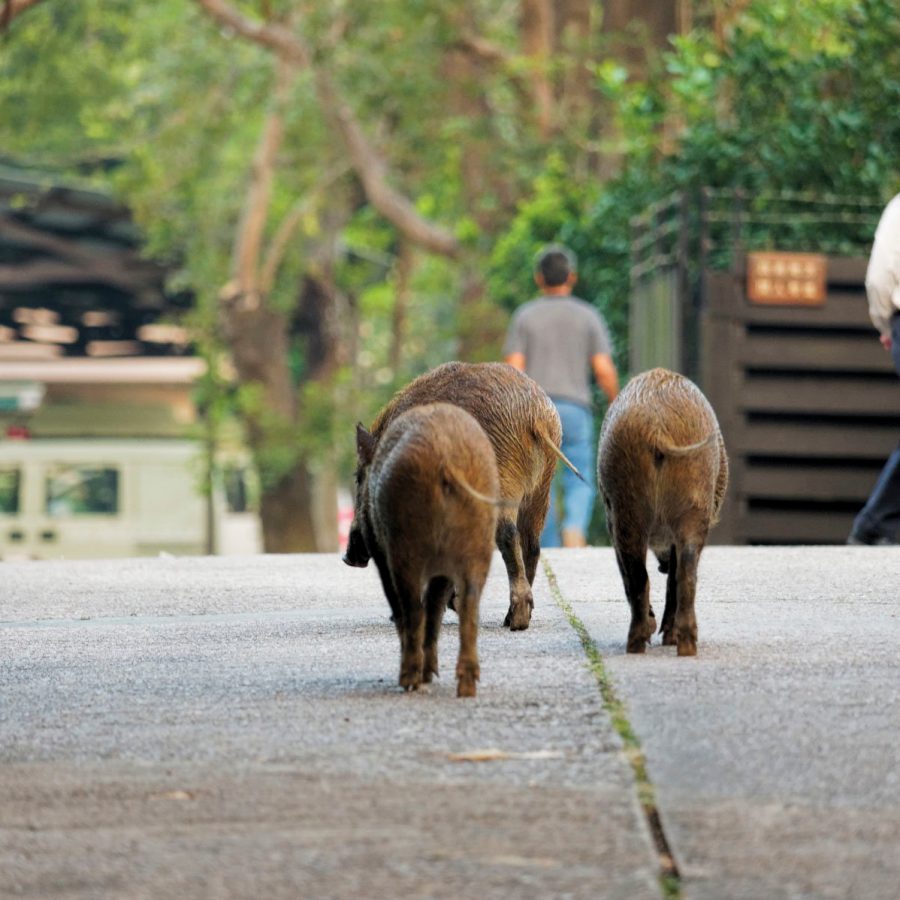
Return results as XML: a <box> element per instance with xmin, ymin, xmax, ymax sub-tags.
<box><xmin>1</xmin><ymin>554</ymin><xmax>658</xmax><ymax>900</ymax></box>
<box><xmin>2</xmin><ymin>547</ymin><xmax>899</xmax><ymax>898</ymax></box>
<box><xmin>552</xmin><ymin>546</ymin><xmax>900</xmax><ymax>900</ymax></box>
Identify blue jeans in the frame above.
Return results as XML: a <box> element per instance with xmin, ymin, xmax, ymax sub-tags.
<box><xmin>850</xmin><ymin>313</ymin><xmax>900</xmax><ymax>542</ymax></box>
<box><xmin>541</xmin><ymin>400</ymin><xmax>596</xmax><ymax>547</ymax></box>
<box><xmin>851</xmin><ymin>446</ymin><xmax>900</xmax><ymax>542</ymax></box>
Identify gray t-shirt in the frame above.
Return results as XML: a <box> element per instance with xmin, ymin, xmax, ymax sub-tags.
<box><xmin>503</xmin><ymin>295</ymin><xmax>612</xmax><ymax>408</ymax></box>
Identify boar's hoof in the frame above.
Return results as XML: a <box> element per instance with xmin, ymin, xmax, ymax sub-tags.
<box><xmin>503</xmin><ymin>601</ymin><xmax>532</xmax><ymax>631</ymax></box>
<box><xmin>399</xmin><ymin>660</ymin><xmax>424</xmax><ymax>691</ymax></box>
<box><xmin>675</xmin><ymin>624</ymin><xmax>697</xmax><ymax>656</ymax></box>
<box><xmin>626</xmin><ymin>621</ymin><xmax>654</xmax><ymax>653</ymax></box>
<box><xmin>456</xmin><ymin>660</ymin><xmax>479</xmax><ymax>697</ymax></box>
<box><xmin>422</xmin><ymin>656</ymin><xmax>439</xmax><ymax>683</ymax></box>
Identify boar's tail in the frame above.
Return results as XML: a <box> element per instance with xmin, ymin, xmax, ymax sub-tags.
<box><xmin>443</xmin><ymin>465</ymin><xmax>517</xmax><ymax>509</ymax></box>
<box><xmin>534</xmin><ymin>424</ymin><xmax>586</xmax><ymax>483</ymax></box>
<box><xmin>656</xmin><ymin>432</ymin><xmax>716</xmax><ymax>458</ymax></box>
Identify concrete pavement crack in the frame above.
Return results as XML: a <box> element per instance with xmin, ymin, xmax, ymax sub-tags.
<box><xmin>542</xmin><ymin>557</ymin><xmax>682</xmax><ymax>900</ymax></box>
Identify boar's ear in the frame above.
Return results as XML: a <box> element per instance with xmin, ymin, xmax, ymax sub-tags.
<box><xmin>356</xmin><ymin>423</ymin><xmax>376</xmax><ymax>465</ymax></box>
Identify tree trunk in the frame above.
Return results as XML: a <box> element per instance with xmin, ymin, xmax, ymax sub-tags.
<box><xmin>443</xmin><ymin>41</ymin><xmax>512</xmax><ymax>361</ymax></box>
<box><xmin>220</xmin><ymin>292</ymin><xmax>295</xmax><ymax>424</ymax></box>
<box><xmin>389</xmin><ymin>240</ymin><xmax>414</xmax><ymax>376</ymax></box>
<box><xmin>216</xmin><ymin>52</ymin><xmax>349</xmax><ymax>555</ymax></box>
<box><xmin>221</xmin><ymin>270</ymin><xmax>347</xmax><ymax>554</ymax></box>
<box><xmin>260</xmin><ymin>464</ymin><xmax>317</xmax><ymax>552</ymax></box>
<box><xmin>520</xmin><ymin>0</ymin><xmax>555</xmax><ymax>138</ymax></box>
<box><xmin>555</xmin><ymin>0</ymin><xmax>596</xmax><ymax>177</ymax></box>
<box><xmin>219</xmin><ymin>287</ymin><xmax>320</xmax><ymax>552</ymax></box>
<box><xmin>292</xmin><ymin>240</ymin><xmax>350</xmax><ymax>552</ymax></box>
<box><xmin>311</xmin><ymin>462</ymin><xmax>338</xmax><ymax>553</ymax></box>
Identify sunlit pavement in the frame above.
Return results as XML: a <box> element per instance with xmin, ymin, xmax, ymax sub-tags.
<box><xmin>2</xmin><ymin>546</ymin><xmax>899</xmax><ymax>899</ymax></box>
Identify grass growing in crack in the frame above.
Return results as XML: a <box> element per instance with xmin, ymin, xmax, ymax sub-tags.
<box><xmin>542</xmin><ymin>558</ymin><xmax>681</xmax><ymax>900</ymax></box>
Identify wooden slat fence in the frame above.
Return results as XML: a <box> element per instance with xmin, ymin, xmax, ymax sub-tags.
<box><xmin>629</xmin><ymin>192</ymin><xmax>897</xmax><ymax>544</ymax></box>
<box><xmin>700</xmin><ymin>259</ymin><xmax>899</xmax><ymax>544</ymax></box>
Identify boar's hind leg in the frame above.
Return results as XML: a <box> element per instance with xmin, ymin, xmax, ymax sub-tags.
<box><xmin>660</xmin><ymin>544</ymin><xmax>678</xmax><ymax>646</ymax></box>
<box><xmin>454</xmin><ymin>581</ymin><xmax>481</xmax><ymax>698</ymax></box>
<box><xmin>372</xmin><ymin>548</ymin><xmax>403</xmax><ymax>630</ymax></box>
<box><xmin>422</xmin><ymin>577</ymin><xmax>452</xmax><ymax>683</ymax></box>
<box><xmin>615</xmin><ymin>540</ymin><xmax>655</xmax><ymax>653</ymax></box>
<box><xmin>518</xmin><ymin>488</ymin><xmax>549</xmax><ymax>587</ymax></box>
<box><xmin>520</xmin><ymin>526</ymin><xmax>541</xmax><ymax>588</ymax></box>
<box><xmin>393</xmin><ymin>570</ymin><xmax>426</xmax><ymax>691</ymax></box>
<box><xmin>496</xmin><ymin>515</ymin><xmax>533</xmax><ymax>631</ymax></box>
<box><xmin>674</xmin><ymin>542</ymin><xmax>701</xmax><ymax>657</ymax></box>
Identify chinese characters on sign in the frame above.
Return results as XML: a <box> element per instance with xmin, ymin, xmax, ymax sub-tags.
<box><xmin>747</xmin><ymin>252</ymin><xmax>827</xmax><ymax>305</ymax></box>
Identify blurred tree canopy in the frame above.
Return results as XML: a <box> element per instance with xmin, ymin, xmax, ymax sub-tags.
<box><xmin>3</xmin><ymin>0</ymin><xmax>898</xmax><ymax>549</ymax></box>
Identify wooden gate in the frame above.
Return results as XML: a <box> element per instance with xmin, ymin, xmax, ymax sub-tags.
<box><xmin>630</xmin><ymin>191</ymin><xmax>897</xmax><ymax>544</ymax></box>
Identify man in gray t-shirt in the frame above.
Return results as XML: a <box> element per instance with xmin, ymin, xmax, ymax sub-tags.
<box><xmin>503</xmin><ymin>244</ymin><xmax>619</xmax><ymax>547</ymax></box>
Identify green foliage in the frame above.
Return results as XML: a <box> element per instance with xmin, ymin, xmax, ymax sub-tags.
<box><xmin>0</xmin><ymin>1</ymin><xmax>144</xmax><ymax>165</ymax></box>
<box><xmin>663</xmin><ymin>0</ymin><xmax>900</xmax><ymax>197</ymax></box>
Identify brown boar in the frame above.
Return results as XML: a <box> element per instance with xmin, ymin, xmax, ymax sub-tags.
<box><xmin>598</xmin><ymin>368</ymin><xmax>728</xmax><ymax>656</ymax></box>
<box><xmin>344</xmin><ymin>361</ymin><xmax>576</xmax><ymax>631</ymax></box>
<box><xmin>354</xmin><ymin>403</ymin><xmax>499</xmax><ymax>697</ymax></box>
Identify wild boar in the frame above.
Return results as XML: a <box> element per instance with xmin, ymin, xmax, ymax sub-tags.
<box><xmin>344</xmin><ymin>361</ymin><xmax>576</xmax><ymax>631</ymax></box>
<box><xmin>598</xmin><ymin>368</ymin><xmax>728</xmax><ymax>656</ymax></box>
<box><xmin>354</xmin><ymin>403</ymin><xmax>499</xmax><ymax>697</ymax></box>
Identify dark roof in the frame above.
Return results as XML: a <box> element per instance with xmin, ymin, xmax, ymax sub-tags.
<box><xmin>0</xmin><ymin>166</ymin><xmax>192</xmax><ymax>359</ymax></box>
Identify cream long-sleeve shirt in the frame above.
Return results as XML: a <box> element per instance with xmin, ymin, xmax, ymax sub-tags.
<box><xmin>866</xmin><ymin>193</ymin><xmax>900</xmax><ymax>337</ymax></box>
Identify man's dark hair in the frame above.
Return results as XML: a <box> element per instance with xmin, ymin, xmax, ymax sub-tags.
<box><xmin>535</xmin><ymin>244</ymin><xmax>577</xmax><ymax>287</ymax></box>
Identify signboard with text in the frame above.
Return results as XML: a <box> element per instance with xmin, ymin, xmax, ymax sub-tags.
<box><xmin>747</xmin><ymin>252</ymin><xmax>827</xmax><ymax>306</ymax></box>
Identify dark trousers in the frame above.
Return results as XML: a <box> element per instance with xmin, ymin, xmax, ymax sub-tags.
<box><xmin>852</xmin><ymin>445</ymin><xmax>900</xmax><ymax>541</ymax></box>
<box><xmin>851</xmin><ymin>313</ymin><xmax>900</xmax><ymax>542</ymax></box>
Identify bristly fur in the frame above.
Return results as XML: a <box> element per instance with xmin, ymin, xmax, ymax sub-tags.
<box><xmin>345</xmin><ymin>361</ymin><xmax>568</xmax><ymax>631</ymax></box>
<box><xmin>359</xmin><ymin>403</ymin><xmax>499</xmax><ymax>697</ymax></box>
<box><xmin>598</xmin><ymin>368</ymin><xmax>729</xmax><ymax>657</ymax></box>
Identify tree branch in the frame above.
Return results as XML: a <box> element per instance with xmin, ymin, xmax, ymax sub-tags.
<box><xmin>194</xmin><ymin>0</ymin><xmax>309</xmax><ymax>65</ymax></box>
<box><xmin>194</xmin><ymin>0</ymin><xmax>460</xmax><ymax>259</ymax></box>
<box><xmin>312</xmin><ymin>73</ymin><xmax>460</xmax><ymax>258</ymax></box>
<box><xmin>449</xmin><ymin>33</ymin><xmax>534</xmax><ymax>124</ymax></box>
<box><xmin>260</xmin><ymin>161</ymin><xmax>351</xmax><ymax>295</ymax></box>
<box><xmin>230</xmin><ymin>54</ymin><xmax>296</xmax><ymax>298</ymax></box>
<box><xmin>454</xmin><ymin>32</ymin><xmax>510</xmax><ymax>66</ymax></box>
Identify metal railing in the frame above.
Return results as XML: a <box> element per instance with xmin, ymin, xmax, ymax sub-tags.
<box><xmin>631</xmin><ymin>188</ymin><xmax>884</xmax><ymax>285</ymax></box>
